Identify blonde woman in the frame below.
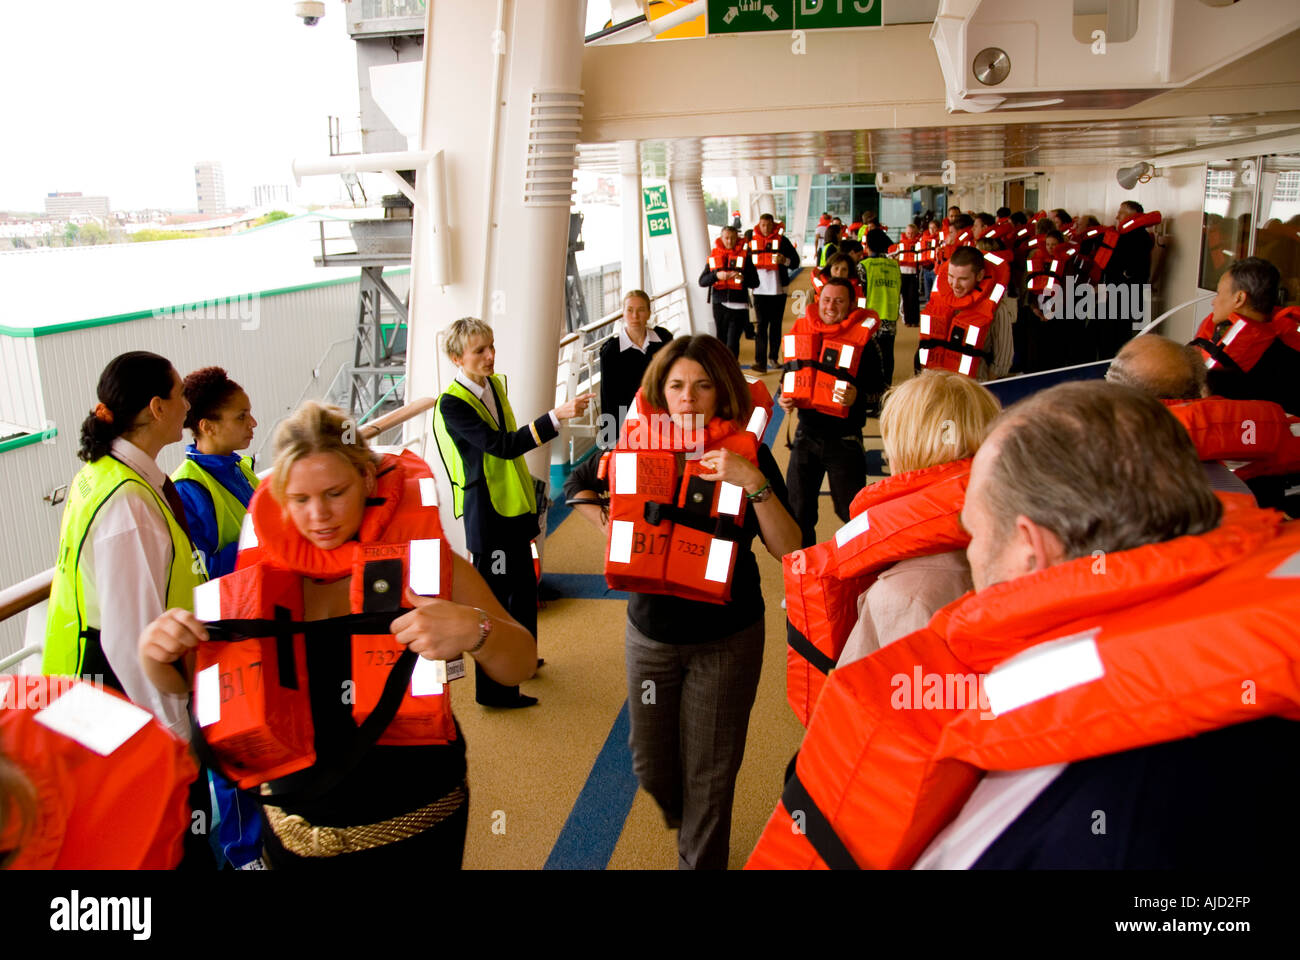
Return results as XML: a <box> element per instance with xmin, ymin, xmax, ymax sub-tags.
<box><xmin>139</xmin><ymin>402</ymin><xmax>538</xmax><ymax>868</ymax></box>
<box><xmin>836</xmin><ymin>372</ymin><xmax>1001</xmax><ymax>666</ymax></box>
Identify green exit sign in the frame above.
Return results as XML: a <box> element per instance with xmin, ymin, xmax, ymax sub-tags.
<box><xmin>707</xmin><ymin>0</ymin><xmax>882</xmax><ymax>34</ymax></box>
<box><xmin>643</xmin><ymin>185</ymin><xmax>673</xmax><ymax>237</ymax></box>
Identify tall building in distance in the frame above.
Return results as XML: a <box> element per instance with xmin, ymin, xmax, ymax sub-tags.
<box><xmin>252</xmin><ymin>184</ymin><xmax>291</xmax><ymax>208</ymax></box>
<box><xmin>194</xmin><ymin>161</ymin><xmax>226</xmax><ymax>215</ymax></box>
<box><xmin>44</xmin><ymin>192</ymin><xmax>111</xmax><ymax>219</ymax></box>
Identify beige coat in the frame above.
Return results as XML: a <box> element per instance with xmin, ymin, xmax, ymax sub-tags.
<box><xmin>836</xmin><ymin>550</ymin><xmax>974</xmax><ymax>668</ymax></box>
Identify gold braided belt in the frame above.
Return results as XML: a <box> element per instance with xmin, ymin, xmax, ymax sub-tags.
<box><xmin>263</xmin><ymin>782</ymin><xmax>467</xmax><ymax>858</ymax></box>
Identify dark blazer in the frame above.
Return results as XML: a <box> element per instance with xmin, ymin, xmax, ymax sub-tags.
<box><xmin>598</xmin><ymin>326</ymin><xmax>674</xmax><ymax>443</ymax></box>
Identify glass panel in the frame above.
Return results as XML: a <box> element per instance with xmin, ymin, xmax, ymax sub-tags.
<box><xmin>824</xmin><ymin>187</ymin><xmax>852</xmax><ymax>220</ymax></box>
<box><xmin>1199</xmin><ymin>159</ymin><xmax>1256</xmax><ymax>292</ymax></box>
<box><xmin>1255</xmin><ymin>154</ymin><xmax>1300</xmax><ymax>307</ymax></box>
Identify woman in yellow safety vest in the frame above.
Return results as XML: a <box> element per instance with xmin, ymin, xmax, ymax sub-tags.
<box><xmin>43</xmin><ymin>351</ymin><xmax>202</xmax><ymax>738</ymax></box>
<box><xmin>172</xmin><ymin>367</ymin><xmax>259</xmax><ymax>580</ymax></box>
<box><xmin>432</xmin><ymin>317</ymin><xmax>592</xmax><ymax>708</ymax></box>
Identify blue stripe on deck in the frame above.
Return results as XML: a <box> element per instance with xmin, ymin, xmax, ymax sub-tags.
<box><xmin>542</xmin><ymin>572</ymin><xmax>629</xmax><ymax>601</ymax></box>
<box><xmin>544</xmin><ymin>700</ymin><xmax>638</xmax><ymax>870</ymax></box>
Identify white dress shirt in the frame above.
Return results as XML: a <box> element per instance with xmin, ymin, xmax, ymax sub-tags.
<box><xmin>618</xmin><ymin>326</ymin><xmax>663</xmax><ymax>352</ymax></box>
<box><xmin>80</xmin><ymin>437</ymin><xmax>191</xmax><ymax>739</ymax></box>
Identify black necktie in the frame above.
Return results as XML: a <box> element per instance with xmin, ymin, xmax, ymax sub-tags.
<box><xmin>162</xmin><ymin>476</ymin><xmax>195</xmax><ymax>544</ymax></box>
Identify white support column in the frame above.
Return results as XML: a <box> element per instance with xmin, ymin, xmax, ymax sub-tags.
<box><xmin>792</xmin><ymin>173</ymin><xmax>812</xmax><ymax>263</ymax></box>
<box><xmin>755</xmin><ymin>176</ymin><xmax>776</xmax><ymax>218</ymax></box>
<box><xmin>405</xmin><ymin>0</ymin><xmax>586</xmax><ymax>554</ymax></box>
<box><xmin>670</xmin><ymin>175</ymin><xmax>710</xmax><ymax>335</ymax></box>
<box><xmin>620</xmin><ymin>140</ymin><xmax>644</xmax><ymax>292</ymax></box>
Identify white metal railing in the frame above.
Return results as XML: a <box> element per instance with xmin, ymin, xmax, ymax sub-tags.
<box><xmin>558</xmin><ymin>283</ymin><xmax>689</xmax><ymax>456</ymax></box>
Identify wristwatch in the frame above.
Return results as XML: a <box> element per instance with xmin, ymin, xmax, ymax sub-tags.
<box><xmin>468</xmin><ymin>608</ymin><xmax>493</xmax><ymax>654</ymax></box>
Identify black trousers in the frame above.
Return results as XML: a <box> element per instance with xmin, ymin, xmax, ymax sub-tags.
<box><xmin>712</xmin><ymin>300</ymin><xmax>745</xmax><ymax>357</ymax></box>
<box><xmin>752</xmin><ymin>293</ymin><xmax>787</xmax><ymax>369</ymax></box>
<box><xmin>876</xmin><ymin>330</ymin><xmax>897</xmax><ymax>386</ymax></box>
<box><xmin>785</xmin><ymin>427</ymin><xmax>867</xmax><ymax>548</ymax></box>
<box><xmin>472</xmin><ymin>539</ymin><xmax>538</xmax><ymax>703</ymax></box>
<box><xmin>900</xmin><ymin>272</ymin><xmax>920</xmax><ymax>327</ymax></box>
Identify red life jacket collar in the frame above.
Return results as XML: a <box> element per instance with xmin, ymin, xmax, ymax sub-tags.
<box><xmin>247</xmin><ymin>451</ymin><xmax>410</xmax><ymax>579</ymax></box>
<box><xmin>849</xmin><ymin>458</ymin><xmax>970</xmax><ymax>518</ymax></box>
<box><xmin>935</xmin><ymin>499</ymin><xmax>1283</xmax><ymax>672</ymax></box>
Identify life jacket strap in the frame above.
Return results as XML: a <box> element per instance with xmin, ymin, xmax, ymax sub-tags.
<box><xmin>642</xmin><ymin>499</ymin><xmax>747</xmax><ymax>543</ymax></box>
<box><xmin>1190</xmin><ymin>336</ymin><xmax>1244</xmax><ymax>374</ymax></box>
<box><xmin>785</xmin><ymin>621</ymin><xmax>837</xmax><ymax>676</ymax></box>
<box><xmin>191</xmin><ymin>610</ymin><xmax>430</xmax><ymax>807</ymax></box>
<box><xmin>781</xmin><ymin>758</ymin><xmax>861</xmax><ymax>870</ymax></box>
<box><xmin>917</xmin><ymin>336</ymin><xmax>993</xmax><ymax>363</ymax></box>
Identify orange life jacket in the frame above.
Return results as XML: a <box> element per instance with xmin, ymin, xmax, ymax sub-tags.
<box><xmin>0</xmin><ymin>678</ymin><xmax>197</xmax><ymax>869</ymax></box>
<box><xmin>810</xmin><ymin>270</ymin><xmax>867</xmax><ymax>311</ymax></box>
<box><xmin>1163</xmin><ymin>395</ymin><xmax>1300</xmax><ymax>481</ymax></box>
<box><xmin>785</xmin><ymin>459</ymin><xmax>971</xmax><ymax>727</ymax></box>
<box><xmin>1191</xmin><ymin>306</ymin><xmax>1300</xmax><ymax>377</ymax></box>
<box><xmin>919</xmin><ymin>251</ymin><xmax>1011</xmax><ymax>377</ymax></box>
<box><xmin>1087</xmin><ymin>211</ymin><xmax>1162</xmax><ymax>281</ymax></box>
<box><xmin>750</xmin><ymin>223</ymin><xmax>786</xmax><ymax>269</ymax></box>
<box><xmin>600</xmin><ymin>403</ymin><xmax>762</xmax><ymax>605</ymax></box>
<box><xmin>748</xmin><ymin>498</ymin><xmax>1300</xmax><ymax>869</ymax></box>
<box><xmin>1025</xmin><ymin>248</ymin><xmax>1070</xmax><ymax>294</ymax></box>
<box><xmin>888</xmin><ymin>234</ymin><xmax>923</xmax><ymax>269</ymax></box>
<box><xmin>919</xmin><ymin>234</ymin><xmax>940</xmax><ymax>267</ymax></box>
<box><xmin>193</xmin><ymin>450</ymin><xmax>458</xmax><ymax>790</ymax></box>
<box><xmin>707</xmin><ymin>239</ymin><xmax>748</xmax><ymax>291</ymax></box>
<box><xmin>933</xmin><ymin>232</ymin><xmax>974</xmax><ymax>275</ymax></box>
<box><xmin>781</xmin><ymin>305</ymin><xmax>881</xmax><ymax>417</ymax></box>
<box><xmin>981</xmin><ymin>222</ymin><xmax>1015</xmax><ymax>246</ymax></box>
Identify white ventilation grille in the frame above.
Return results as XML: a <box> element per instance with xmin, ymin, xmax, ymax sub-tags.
<box><xmin>524</xmin><ymin>89</ymin><xmax>583</xmax><ymax>207</ymax></box>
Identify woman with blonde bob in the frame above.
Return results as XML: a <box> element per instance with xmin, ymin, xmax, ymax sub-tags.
<box><xmin>138</xmin><ymin>401</ymin><xmax>539</xmax><ymax>868</ymax></box>
<box><xmin>836</xmin><ymin>371</ymin><xmax>1001</xmax><ymax>667</ymax></box>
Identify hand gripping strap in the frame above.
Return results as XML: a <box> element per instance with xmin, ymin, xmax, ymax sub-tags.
<box><xmin>781</xmin><ymin>758</ymin><xmax>861</xmax><ymax>870</ymax></box>
<box><xmin>189</xmin><ymin>611</ymin><xmax>420</xmax><ymax>808</ymax></box>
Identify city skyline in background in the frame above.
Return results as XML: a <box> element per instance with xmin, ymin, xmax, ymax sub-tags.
<box><xmin>0</xmin><ymin>1</ymin><xmax>363</xmax><ymax>214</ymax></box>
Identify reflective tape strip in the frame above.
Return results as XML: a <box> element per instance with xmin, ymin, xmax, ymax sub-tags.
<box><xmin>834</xmin><ymin>509</ymin><xmax>870</xmax><ymax>548</ymax></box>
<box><xmin>419</xmin><ymin>476</ymin><xmax>438</xmax><ymax>507</ymax></box>
<box><xmin>238</xmin><ymin>512</ymin><xmax>258</xmax><ymax>550</ymax></box>
<box><xmin>609</xmin><ymin>520</ymin><xmax>634</xmax><ymax>564</ymax></box>
<box><xmin>862</xmin><ymin>317</ymin><xmax>877</xmax><ymax>331</ymax></box>
<box><xmin>196</xmin><ymin>665</ymin><xmax>221</xmax><ymax>727</ymax></box>
<box><xmin>959</xmin><ymin>354</ymin><xmax>975</xmax><ymax>375</ymax></box>
<box><xmin>704</xmin><ymin>538</ymin><xmax>734</xmax><ymax>583</ymax></box>
<box><xmin>747</xmin><ymin>405</ymin><xmax>768</xmax><ymax>439</ymax></box>
<box><xmin>1291</xmin><ymin>422</ymin><xmax>1300</xmax><ymax>437</ymax></box>
<box><xmin>409</xmin><ymin>538</ymin><xmax>442</xmax><ymax>595</ymax></box>
<box><xmin>857</xmin><ymin>297</ymin><xmax>867</xmax><ymax>310</ymax></box>
<box><xmin>984</xmin><ymin>252</ymin><xmax>1006</xmax><ymax>266</ymax></box>
<box><xmin>614</xmin><ymin>453</ymin><xmax>639</xmax><ymax>495</ymax></box>
<box><xmin>990</xmin><ymin>282</ymin><xmax>1006</xmax><ymax>303</ymax></box>
<box><xmin>839</xmin><ymin>344</ymin><xmax>855</xmax><ymax>368</ymax></box>
<box><xmin>783</xmin><ymin>334</ymin><xmax>796</xmax><ymax>359</ymax></box>
<box><xmin>919</xmin><ymin>348</ymin><xmax>930</xmax><ymax>365</ymax></box>
<box><xmin>965</xmin><ymin>325</ymin><xmax>982</xmax><ymax>346</ymax></box>
<box><xmin>983</xmin><ymin>629</ymin><xmax>1104</xmax><ymax>717</ymax></box>
<box><xmin>709</xmin><ymin>257</ymin><xmax>720</xmax><ymax>269</ymax></box>
<box><xmin>1222</xmin><ymin>319</ymin><xmax>1246</xmax><ymax>346</ymax></box>
<box><xmin>410</xmin><ymin>656</ymin><xmax>445</xmax><ymax>697</ymax></box>
<box><xmin>531</xmin><ymin>541</ymin><xmax>540</xmax><ymax>559</ymax></box>
<box><xmin>783</xmin><ymin>371</ymin><xmax>796</xmax><ymax>393</ymax></box>
<box><xmin>920</xmin><ymin>314</ymin><xmax>932</xmax><ymax>335</ymax></box>
<box><xmin>193</xmin><ymin>579</ymin><xmax>222</xmax><ymax>623</ymax></box>
<box><xmin>717</xmin><ymin>481</ymin><xmax>744</xmax><ymax>517</ymax></box>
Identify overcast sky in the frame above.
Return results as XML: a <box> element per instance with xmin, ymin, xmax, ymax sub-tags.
<box><xmin>0</xmin><ymin>1</ymin><xmax>365</xmax><ymax>213</ymax></box>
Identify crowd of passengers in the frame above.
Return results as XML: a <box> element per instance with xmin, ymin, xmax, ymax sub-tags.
<box><xmin>2</xmin><ymin>207</ymin><xmax>1298</xmax><ymax>871</ymax></box>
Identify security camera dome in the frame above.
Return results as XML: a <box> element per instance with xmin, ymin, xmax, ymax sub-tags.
<box><xmin>294</xmin><ymin>1</ymin><xmax>325</xmax><ymax>26</ymax></box>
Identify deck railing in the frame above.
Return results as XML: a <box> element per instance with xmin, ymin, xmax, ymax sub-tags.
<box><xmin>0</xmin><ymin>397</ymin><xmax>442</xmax><ymax>673</ymax></box>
